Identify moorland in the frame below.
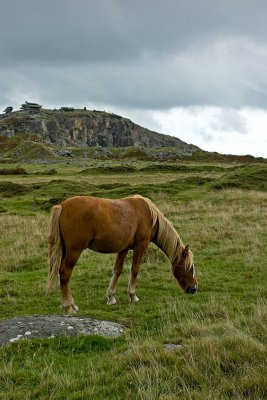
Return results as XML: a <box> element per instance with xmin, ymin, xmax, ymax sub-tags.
<box><xmin>0</xmin><ymin>138</ymin><xmax>267</xmax><ymax>399</ymax></box>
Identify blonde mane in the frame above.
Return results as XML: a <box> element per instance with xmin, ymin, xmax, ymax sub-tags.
<box><xmin>132</xmin><ymin>195</ymin><xmax>184</xmax><ymax>264</ymax></box>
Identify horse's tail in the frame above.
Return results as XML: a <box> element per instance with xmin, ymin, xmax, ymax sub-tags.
<box><xmin>47</xmin><ymin>205</ymin><xmax>63</xmax><ymax>293</ymax></box>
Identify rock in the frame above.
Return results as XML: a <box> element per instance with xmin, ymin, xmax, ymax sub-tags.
<box><xmin>61</xmin><ymin>107</ymin><xmax>74</xmax><ymax>111</ymax></box>
<box><xmin>20</xmin><ymin>101</ymin><xmax>42</xmax><ymax>113</ymax></box>
<box><xmin>56</xmin><ymin>150</ymin><xmax>73</xmax><ymax>157</ymax></box>
<box><xmin>123</xmin><ymin>343</ymin><xmax>183</xmax><ymax>356</ymax></box>
<box><xmin>3</xmin><ymin>106</ymin><xmax>13</xmax><ymax>114</ymax></box>
<box><xmin>163</xmin><ymin>343</ymin><xmax>183</xmax><ymax>351</ymax></box>
<box><xmin>0</xmin><ymin>108</ymin><xmax>197</xmax><ymax>153</ymax></box>
<box><xmin>0</xmin><ymin>315</ymin><xmax>125</xmax><ymax>346</ymax></box>
<box><xmin>0</xmin><ymin>128</ymin><xmax>15</xmax><ymax>138</ymax></box>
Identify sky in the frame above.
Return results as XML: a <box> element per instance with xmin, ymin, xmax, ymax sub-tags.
<box><xmin>0</xmin><ymin>0</ymin><xmax>267</xmax><ymax>157</ymax></box>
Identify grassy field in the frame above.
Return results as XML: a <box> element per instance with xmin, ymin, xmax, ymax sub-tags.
<box><xmin>0</xmin><ymin>159</ymin><xmax>267</xmax><ymax>399</ymax></box>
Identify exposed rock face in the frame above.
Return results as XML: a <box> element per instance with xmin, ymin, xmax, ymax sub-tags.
<box><xmin>0</xmin><ymin>109</ymin><xmax>191</xmax><ymax>150</ymax></box>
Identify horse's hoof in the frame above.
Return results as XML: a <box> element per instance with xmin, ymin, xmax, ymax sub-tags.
<box><xmin>130</xmin><ymin>295</ymin><xmax>139</xmax><ymax>303</ymax></box>
<box><xmin>107</xmin><ymin>297</ymin><xmax>116</xmax><ymax>305</ymax></box>
<box><xmin>68</xmin><ymin>307</ymin><xmax>77</xmax><ymax>314</ymax></box>
<box><xmin>60</xmin><ymin>304</ymin><xmax>78</xmax><ymax>314</ymax></box>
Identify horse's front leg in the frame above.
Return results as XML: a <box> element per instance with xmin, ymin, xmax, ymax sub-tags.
<box><xmin>59</xmin><ymin>249</ymin><xmax>81</xmax><ymax>313</ymax></box>
<box><xmin>107</xmin><ymin>250</ymin><xmax>128</xmax><ymax>305</ymax></box>
<box><xmin>128</xmin><ymin>241</ymin><xmax>149</xmax><ymax>303</ymax></box>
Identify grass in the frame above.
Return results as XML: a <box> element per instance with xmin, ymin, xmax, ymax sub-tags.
<box><xmin>0</xmin><ymin>159</ymin><xmax>267</xmax><ymax>399</ymax></box>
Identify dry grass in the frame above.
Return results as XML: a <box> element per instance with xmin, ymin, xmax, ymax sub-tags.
<box><xmin>0</xmin><ymin>214</ymin><xmax>48</xmax><ymax>271</ymax></box>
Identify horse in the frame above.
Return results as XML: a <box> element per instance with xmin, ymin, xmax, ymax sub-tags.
<box><xmin>47</xmin><ymin>195</ymin><xmax>197</xmax><ymax>313</ymax></box>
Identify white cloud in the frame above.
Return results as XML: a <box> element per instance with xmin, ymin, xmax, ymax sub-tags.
<box><xmin>123</xmin><ymin>107</ymin><xmax>267</xmax><ymax>158</ymax></box>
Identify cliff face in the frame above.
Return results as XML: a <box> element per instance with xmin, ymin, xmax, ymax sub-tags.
<box><xmin>0</xmin><ymin>109</ymin><xmax>191</xmax><ymax>150</ymax></box>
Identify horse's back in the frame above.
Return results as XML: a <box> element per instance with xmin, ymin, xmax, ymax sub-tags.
<box><xmin>58</xmin><ymin>196</ymin><xmax>153</xmax><ymax>253</ymax></box>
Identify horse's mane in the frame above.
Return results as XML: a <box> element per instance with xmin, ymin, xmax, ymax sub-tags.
<box><xmin>131</xmin><ymin>195</ymin><xmax>183</xmax><ymax>264</ymax></box>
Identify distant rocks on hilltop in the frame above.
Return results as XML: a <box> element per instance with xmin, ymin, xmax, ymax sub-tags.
<box><xmin>20</xmin><ymin>101</ymin><xmax>42</xmax><ymax>113</ymax></box>
<box><xmin>3</xmin><ymin>106</ymin><xmax>13</xmax><ymax>114</ymax></box>
<box><xmin>0</xmin><ymin>107</ymin><xmax>197</xmax><ymax>152</ymax></box>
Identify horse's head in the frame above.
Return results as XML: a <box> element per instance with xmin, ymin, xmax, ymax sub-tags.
<box><xmin>172</xmin><ymin>245</ymin><xmax>197</xmax><ymax>294</ymax></box>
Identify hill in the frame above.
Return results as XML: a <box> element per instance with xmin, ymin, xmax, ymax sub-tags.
<box><xmin>0</xmin><ymin>107</ymin><xmax>196</xmax><ymax>152</ymax></box>
<box><xmin>1</xmin><ymin>107</ymin><xmax>266</xmax><ymax>163</ymax></box>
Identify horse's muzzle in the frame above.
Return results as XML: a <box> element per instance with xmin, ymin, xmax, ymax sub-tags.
<box><xmin>186</xmin><ymin>286</ymin><xmax>197</xmax><ymax>294</ymax></box>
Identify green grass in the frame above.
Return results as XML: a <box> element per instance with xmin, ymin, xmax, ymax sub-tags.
<box><xmin>212</xmin><ymin>164</ymin><xmax>267</xmax><ymax>191</ymax></box>
<box><xmin>0</xmin><ymin>159</ymin><xmax>267</xmax><ymax>399</ymax></box>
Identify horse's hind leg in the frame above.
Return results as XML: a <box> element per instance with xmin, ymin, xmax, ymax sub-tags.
<box><xmin>60</xmin><ymin>248</ymin><xmax>82</xmax><ymax>313</ymax></box>
<box><xmin>128</xmin><ymin>241</ymin><xmax>149</xmax><ymax>303</ymax></box>
<box><xmin>107</xmin><ymin>249</ymin><xmax>128</xmax><ymax>305</ymax></box>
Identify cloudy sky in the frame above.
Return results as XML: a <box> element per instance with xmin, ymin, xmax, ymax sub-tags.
<box><xmin>1</xmin><ymin>0</ymin><xmax>267</xmax><ymax>157</ymax></box>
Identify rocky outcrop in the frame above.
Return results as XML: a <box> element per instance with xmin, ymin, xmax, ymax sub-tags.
<box><xmin>20</xmin><ymin>101</ymin><xmax>42</xmax><ymax>113</ymax></box>
<box><xmin>0</xmin><ymin>315</ymin><xmax>125</xmax><ymax>345</ymax></box>
<box><xmin>0</xmin><ymin>108</ymin><xmax>195</xmax><ymax>150</ymax></box>
<box><xmin>3</xmin><ymin>106</ymin><xmax>13</xmax><ymax>114</ymax></box>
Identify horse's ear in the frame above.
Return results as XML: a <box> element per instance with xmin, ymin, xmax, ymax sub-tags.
<box><xmin>184</xmin><ymin>244</ymin><xmax>189</xmax><ymax>255</ymax></box>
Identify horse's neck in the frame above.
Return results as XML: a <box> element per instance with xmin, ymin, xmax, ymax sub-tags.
<box><xmin>154</xmin><ymin>215</ymin><xmax>183</xmax><ymax>264</ymax></box>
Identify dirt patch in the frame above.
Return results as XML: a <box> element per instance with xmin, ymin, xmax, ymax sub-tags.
<box><xmin>0</xmin><ymin>315</ymin><xmax>125</xmax><ymax>346</ymax></box>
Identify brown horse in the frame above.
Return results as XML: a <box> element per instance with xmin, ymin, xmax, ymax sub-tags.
<box><xmin>47</xmin><ymin>195</ymin><xmax>197</xmax><ymax>312</ymax></box>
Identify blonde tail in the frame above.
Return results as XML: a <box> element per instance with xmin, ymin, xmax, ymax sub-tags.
<box><xmin>47</xmin><ymin>205</ymin><xmax>63</xmax><ymax>293</ymax></box>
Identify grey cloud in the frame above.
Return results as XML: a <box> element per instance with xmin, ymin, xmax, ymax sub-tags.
<box><xmin>1</xmin><ymin>0</ymin><xmax>267</xmax><ymax>111</ymax></box>
<box><xmin>1</xmin><ymin>1</ymin><xmax>267</xmax><ymax>65</ymax></box>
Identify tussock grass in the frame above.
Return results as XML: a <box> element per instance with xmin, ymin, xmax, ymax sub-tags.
<box><xmin>9</xmin><ymin>141</ymin><xmax>55</xmax><ymax>160</ymax></box>
<box><xmin>0</xmin><ymin>160</ymin><xmax>267</xmax><ymax>399</ymax></box>
<box><xmin>80</xmin><ymin>165</ymin><xmax>137</xmax><ymax>174</ymax></box>
<box><xmin>140</xmin><ymin>162</ymin><xmax>228</xmax><ymax>173</ymax></box>
<box><xmin>0</xmin><ymin>167</ymin><xmax>27</xmax><ymax>175</ymax></box>
<box><xmin>0</xmin><ymin>181</ymin><xmax>30</xmax><ymax>197</ymax></box>
<box><xmin>212</xmin><ymin>164</ymin><xmax>267</xmax><ymax>191</ymax></box>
